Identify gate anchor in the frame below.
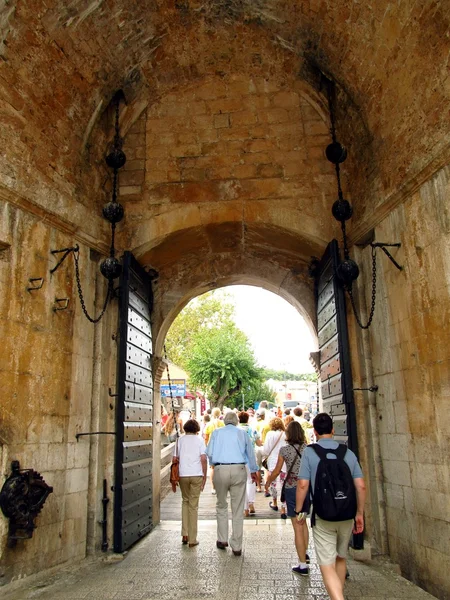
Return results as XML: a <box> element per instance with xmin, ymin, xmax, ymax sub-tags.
<box><xmin>353</xmin><ymin>385</ymin><xmax>379</xmax><ymax>392</ymax></box>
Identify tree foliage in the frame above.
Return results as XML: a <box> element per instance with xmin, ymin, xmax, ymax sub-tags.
<box><xmin>262</xmin><ymin>368</ymin><xmax>318</xmax><ymax>382</ymax></box>
<box><xmin>186</xmin><ymin>325</ymin><xmax>261</xmax><ymax>409</ymax></box>
<box><xmin>165</xmin><ymin>290</ymin><xmax>316</xmax><ymax>410</ymax></box>
<box><xmin>165</xmin><ymin>292</ymin><xmax>235</xmax><ymax>369</ymax></box>
<box><xmin>229</xmin><ymin>380</ymin><xmax>277</xmax><ymax>410</ymax></box>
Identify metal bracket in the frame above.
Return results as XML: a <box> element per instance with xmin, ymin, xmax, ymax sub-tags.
<box><xmin>53</xmin><ymin>298</ymin><xmax>70</xmax><ymax>311</ymax></box>
<box><xmin>371</xmin><ymin>243</ymin><xmax>403</xmax><ymax>271</ymax></box>
<box><xmin>50</xmin><ymin>245</ymin><xmax>79</xmax><ymax>274</ymax></box>
<box><xmin>108</xmin><ymin>387</ymin><xmax>118</xmax><ymax>398</ymax></box>
<box><xmin>75</xmin><ymin>431</ymin><xmax>116</xmax><ymax>441</ymax></box>
<box><xmin>27</xmin><ymin>278</ymin><xmax>44</xmax><ymax>291</ymax></box>
<box><xmin>353</xmin><ymin>385</ymin><xmax>379</xmax><ymax>392</ymax></box>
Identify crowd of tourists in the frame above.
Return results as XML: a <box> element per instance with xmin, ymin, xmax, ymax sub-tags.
<box><xmin>170</xmin><ymin>402</ymin><xmax>366</xmax><ymax>600</ymax></box>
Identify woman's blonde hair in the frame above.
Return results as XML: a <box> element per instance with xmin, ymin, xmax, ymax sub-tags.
<box><xmin>211</xmin><ymin>407</ymin><xmax>221</xmax><ymax>419</ymax></box>
<box><xmin>269</xmin><ymin>417</ymin><xmax>285</xmax><ymax>431</ymax></box>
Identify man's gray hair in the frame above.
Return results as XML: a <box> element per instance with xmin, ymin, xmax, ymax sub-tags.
<box><xmin>224</xmin><ymin>411</ymin><xmax>238</xmax><ymax>426</ymax></box>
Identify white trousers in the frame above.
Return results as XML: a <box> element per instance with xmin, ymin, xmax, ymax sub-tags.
<box><xmin>245</xmin><ymin>465</ymin><xmax>256</xmax><ymax>509</ymax></box>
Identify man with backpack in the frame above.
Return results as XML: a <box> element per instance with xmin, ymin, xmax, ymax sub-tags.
<box><xmin>295</xmin><ymin>413</ymin><xmax>366</xmax><ymax>600</ymax></box>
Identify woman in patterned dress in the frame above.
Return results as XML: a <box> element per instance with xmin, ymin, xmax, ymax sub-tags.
<box><xmin>265</xmin><ymin>421</ymin><xmax>311</xmax><ymax>575</ymax></box>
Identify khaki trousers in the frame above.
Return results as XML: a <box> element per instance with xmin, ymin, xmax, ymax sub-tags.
<box><xmin>213</xmin><ymin>464</ymin><xmax>247</xmax><ymax>551</ymax></box>
<box><xmin>179</xmin><ymin>476</ymin><xmax>203</xmax><ymax>544</ymax></box>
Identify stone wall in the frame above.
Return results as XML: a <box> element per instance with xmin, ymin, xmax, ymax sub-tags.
<box><xmin>350</xmin><ymin>165</ymin><xmax>450</xmax><ymax>599</ymax></box>
<box><xmin>120</xmin><ymin>72</ymin><xmax>338</xmax><ymax>260</ymax></box>
<box><xmin>0</xmin><ymin>200</ymin><xmax>116</xmax><ymax>581</ymax></box>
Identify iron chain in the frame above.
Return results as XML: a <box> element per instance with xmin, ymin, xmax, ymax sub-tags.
<box><xmin>163</xmin><ymin>345</ymin><xmax>179</xmax><ymax>438</ymax></box>
<box><xmin>74</xmin><ymin>250</ymin><xmax>112</xmax><ymax>324</ymax></box>
<box><xmin>347</xmin><ymin>245</ymin><xmax>377</xmax><ymax>330</ymax></box>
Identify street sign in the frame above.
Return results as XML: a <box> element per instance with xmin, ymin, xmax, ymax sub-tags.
<box><xmin>160</xmin><ymin>379</ymin><xmax>186</xmax><ymax>398</ymax></box>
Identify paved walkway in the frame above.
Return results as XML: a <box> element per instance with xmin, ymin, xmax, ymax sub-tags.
<box><xmin>160</xmin><ymin>470</ymin><xmax>285</xmax><ymax>521</ymax></box>
<box><xmin>2</xmin><ymin>474</ymin><xmax>438</xmax><ymax>600</ymax></box>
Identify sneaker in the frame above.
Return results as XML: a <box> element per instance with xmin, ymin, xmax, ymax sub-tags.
<box><xmin>292</xmin><ymin>565</ymin><xmax>309</xmax><ymax>576</ymax></box>
<box><xmin>211</xmin><ymin>489</ymin><xmax>216</xmax><ymax>495</ymax></box>
<box><xmin>305</xmin><ymin>553</ymin><xmax>310</xmax><ymax>564</ymax></box>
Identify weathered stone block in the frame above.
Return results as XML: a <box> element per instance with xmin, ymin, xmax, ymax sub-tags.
<box><xmin>231</xmin><ymin>110</ymin><xmax>258</xmax><ymax>127</ymax></box>
<box><xmin>66</xmin><ymin>467</ymin><xmax>88</xmax><ymax>494</ymax></box>
<box><xmin>273</xmin><ymin>91</ymin><xmax>300</xmax><ymax>108</ymax></box>
<box><xmin>213</xmin><ymin>113</ymin><xmax>230</xmax><ymax>129</ymax></box>
<box><xmin>382</xmin><ymin>459</ymin><xmax>412</xmax><ymax>487</ymax></box>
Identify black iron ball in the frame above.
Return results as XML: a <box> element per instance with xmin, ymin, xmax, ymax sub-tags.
<box><xmin>326</xmin><ymin>142</ymin><xmax>347</xmax><ymax>164</ymax></box>
<box><xmin>332</xmin><ymin>199</ymin><xmax>353</xmax><ymax>222</ymax></box>
<box><xmin>336</xmin><ymin>259</ymin><xmax>360</xmax><ymax>287</ymax></box>
<box><xmin>102</xmin><ymin>201</ymin><xmax>124</xmax><ymax>223</ymax></box>
<box><xmin>106</xmin><ymin>148</ymin><xmax>127</xmax><ymax>169</ymax></box>
<box><xmin>100</xmin><ymin>257</ymin><xmax>122</xmax><ymax>280</ymax></box>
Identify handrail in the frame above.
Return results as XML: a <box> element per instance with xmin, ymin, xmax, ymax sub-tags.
<box><xmin>161</xmin><ymin>442</ymin><xmax>176</xmax><ymax>461</ymax></box>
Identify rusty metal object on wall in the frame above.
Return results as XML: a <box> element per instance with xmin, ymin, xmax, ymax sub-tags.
<box><xmin>0</xmin><ymin>460</ymin><xmax>53</xmax><ymax>548</ymax></box>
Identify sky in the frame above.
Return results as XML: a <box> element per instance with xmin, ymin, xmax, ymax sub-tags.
<box><xmin>217</xmin><ymin>285</ymin><xmax>316</xmax><ymax>374</ymax></box>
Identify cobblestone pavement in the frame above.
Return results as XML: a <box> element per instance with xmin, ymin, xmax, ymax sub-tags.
<box><xmin>2</xmin><ymin>517</ymin><xmax>437</xmax><ymax>600</ymax></box>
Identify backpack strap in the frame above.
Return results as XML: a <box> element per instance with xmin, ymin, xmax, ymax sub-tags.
<box><xmin>311</xmin><ymin>443</ymin><xmax>331</xmax><ymax>460</ymax></box>
<box><xmin>335</xmin><ymin>444</ymin><xmax>348</xmax><ymax>461</ymax></box>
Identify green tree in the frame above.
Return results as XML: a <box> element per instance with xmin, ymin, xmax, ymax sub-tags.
<box><xmin>262</xmin><ymin>367</ymin><xmax>318</xmax><ymax>383</ymax></box>
<box><xmin>229</xmin><ymin>380</ymin><xmax>277</xmax><ymax>411</ymax></box>
<box><xmin>186</xmin><ymin>326</ymin><xmax>261</xmax><ymax>409</ymax></box>
<box><xmin>165</xmin><ymin>291</ymin><xmax>235</xmax><ymax>369</ymax></box>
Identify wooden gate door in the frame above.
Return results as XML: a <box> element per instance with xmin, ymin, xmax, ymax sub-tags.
<box><xmin>114</xmin><ymin>252</ymin><xmax>154</xmax><ymax>552</ymax></box>
<box><xmin>315</xmin><ymin>239</ymin><xmax>358</xmax><ymax>452</ymax></box>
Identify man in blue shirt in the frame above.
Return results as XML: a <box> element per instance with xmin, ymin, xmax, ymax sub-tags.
<box><xmin>295</xmin><ymin>413</ymin><xmax>366</xmax><ymax>600</ymax></box>
<box><xmin>206</xmin><ymin>411</ymin><xmax>258</xmax><ymax>556</ymax></box>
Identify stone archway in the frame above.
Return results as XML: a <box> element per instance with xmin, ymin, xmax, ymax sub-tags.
<box><xmin>147</xmin><ymin>268</ymin><xmax>319</xmax><ymax>525</ymax></box>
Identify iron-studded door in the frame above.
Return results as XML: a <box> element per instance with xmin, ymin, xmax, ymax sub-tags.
<box><xmin>114</xmin><ymin>252</ymin><xmax>154</xmax><ymax>553</ymax></box>
<box><xmin>315</xmin><ymin>239</ymin><xmax>358</xmax><ymax>452</ymax></box>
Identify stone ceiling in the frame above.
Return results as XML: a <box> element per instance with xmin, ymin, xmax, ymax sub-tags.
<box><xmin>0</xmin><ymin>1</ymin><xmax>448</xmax><ymax>245</ymax></box>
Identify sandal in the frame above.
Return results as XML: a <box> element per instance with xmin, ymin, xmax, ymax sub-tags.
<box><xmin>269</xmin><ymin>502</ymin><xmax>278</xmax><ymax>511</ymax></box>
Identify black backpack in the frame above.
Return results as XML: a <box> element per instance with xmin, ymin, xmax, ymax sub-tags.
<box><xmin>311</xmin><ymin>443</ymin><xmax>357</xmax><ymax>526</ymax></box>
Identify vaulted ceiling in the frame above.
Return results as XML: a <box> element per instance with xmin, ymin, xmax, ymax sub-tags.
<box><xmin>1</xmin><ymin>1</ymin><xmax>448</xmax><ymax>241</ymax></box>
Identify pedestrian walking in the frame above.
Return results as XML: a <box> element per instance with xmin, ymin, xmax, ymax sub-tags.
<box><xmin>173</xmin><ymin>419</ymin><xmax>207</xmax><ymax>548</ymax></box>
<box><xmin>265</xmin><ymin>421</ymin><xmax>310</xmax><ymax>572</ymax></box>
<box><xmin>163</xmin><ymin>410</ymin><xmax>184</xmax><ymax>443</ymax></box>
<box><xmin>296</xmin><ymin>413</ymin><xmax>366</xmax><ymax>600</ymax></box>
<box><xmin>204</xmin><ymin>407</ymin><xmax>224</xmax><ymax>494</ymax></box>
<box><xmin>206</xmin><ymin>411</ymin><xmax>258</xmax><ymax>556</ymax></box>
<box><xmin>263</xmin><ymin>417</ymin><xmax>286</xmax><ymax>513</ymax></box>
<box><xmin>238</xmin><ymin>411</ymin><xmax>258</xmax><ymax>517</ymax></box>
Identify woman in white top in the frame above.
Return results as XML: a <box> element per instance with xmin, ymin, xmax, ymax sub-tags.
<box><xmin>174</xmin><ymin>419</ymin><xmax>207</xmax><ymax>547</ymax></box>
<box><xmin>263</xmin><ymin>417</ymin><xmax>286</xmax><ymax>515</ymax></box>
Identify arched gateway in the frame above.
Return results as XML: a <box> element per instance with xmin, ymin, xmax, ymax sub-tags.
<box><xmin>0</xmin><ymin>4</ymin><xmax>449</xmax><ymax>599</ymax></box>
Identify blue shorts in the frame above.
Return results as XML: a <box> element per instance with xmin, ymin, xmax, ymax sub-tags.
<box><xmin>284</xmin><ymin>486</ymin><xmax>311</xmax><ymax>518</ymax></box>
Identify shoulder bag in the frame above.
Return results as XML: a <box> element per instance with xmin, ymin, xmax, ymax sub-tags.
<box><xmin>262</xmin><ymin>432</ymin><xmax>284</xmax><ymax>470</ymax></box>
<box><xmin>280</xmin><ymin>444</ymin><xmax>302</xmax><ymax>503</ymax></box>
<box><xmin>170</xmin><ymin>438</ymin><xmax>180</xmax><ymax>493</ymax></box>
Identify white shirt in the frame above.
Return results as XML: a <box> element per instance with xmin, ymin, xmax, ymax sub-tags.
<box><xmin>263</xmin><ymin>430</ymin><xmax>286</xmax><ymax>472</ymax></box>
<box><xmin>175</xmin><ymin>434</ymin><xmax>206</xmax><ymax>477</ymax></box>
